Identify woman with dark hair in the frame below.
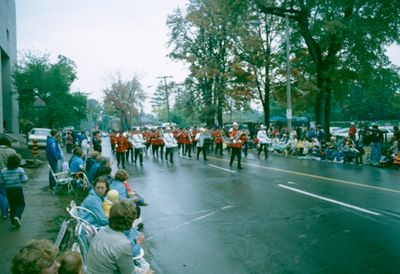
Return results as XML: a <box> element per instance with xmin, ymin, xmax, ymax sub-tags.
<box><xmin>80</xmin><ymin>175</ymin><xmax>109</xmax><ymax>227</ymax></box>
<box><xmin>86</xmin><ymin>201</ymin><xmax>153</xmax><ymax>274</ymax></box>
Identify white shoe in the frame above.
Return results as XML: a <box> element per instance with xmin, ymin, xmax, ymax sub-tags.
<box><xmin>14</xmin><ymin>217</ymin><xmax>20</xmax><ymax>228</ymax></box>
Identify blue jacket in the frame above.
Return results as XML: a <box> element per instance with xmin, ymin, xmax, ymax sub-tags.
<box><xmin>69</xmin><ymin>156</ymin><xmax>84</xmax><ymax>173</ymax></box>
<box><xmin>87</xmin><ymin>162</ymin><xmax>101</xmax><ymax>183</ymax></box>
<box><xmin>46</xmin><ymin>136</ymin><xmax>62</xmax><ymax>163</ymax></box>
<box><xmin>80</xmin><ymin>189</ymin><xmax>108</xmax><ymax>227</ymax></box>
<box><xmin>110</xmin><ymin>179</ymin><xmax>129</xmax><ymax>200</ymax></box>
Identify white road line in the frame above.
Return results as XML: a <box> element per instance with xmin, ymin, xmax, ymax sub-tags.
<box><xmin>378</xmin><ymin>210</ymin><xmax>400</xmax><ymax>218</ymax></box>
<box><xmin>146</xmin><ymin>205</ymin><xmax>234</xmax><ymax>240</ymax></box>
<box><xmin>208</xmin><ymin>164</ymin><xmax>236</xmax><ymax>173</ymax></box>
<box><xmin>278</xmin><ymin>184</ymin><xmax>382</xmax><ymax>216</ymax></box>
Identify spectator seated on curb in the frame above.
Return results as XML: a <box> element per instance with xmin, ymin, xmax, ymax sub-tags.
<box><xmin>58</xmin><ymin>251</ymin><xmax>84</xmax><ymax>274</ymax></box>
<box><xmin>69</xmin><ymin>149</ymin><xmax>85</xmax><ymax>173</ymax></box>
<box><xmin>80</xmin><ymin>177</ymin><xmax>147</xmax><ymax>266</ymax></box>
<box><xmin>80</xmin><ymin>176</ymin><xmax>110</xmax><ymax>227</ymax></box>
<box><xmin>85</xmin><ymin>151</ymin><xmax>100</xmax><ymax>175</ymax></box>
<box><xmin>87</xmin><ymin>156</ymin><xmax>110</xmax><ymax>183</ymax></box>
<box><xmin>11</xmin><ymin>239</ymin><xmax>60</xmax><ymax>274</ymax></box>
<box><xmin>110</xmin><ymin>169</ymin><xmax>148</xmax><ymax>230</ymax></box>
<box><xmin>102</xmin><ymin>189</ymin><xmax>119</xmax><ymax>218</ymax></box>
<box><xmin>86</xmin><ymin>201</ymin><xmax>153</xmax><ymax>274</ymax></box>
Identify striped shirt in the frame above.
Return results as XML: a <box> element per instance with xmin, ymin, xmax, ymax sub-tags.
<box><xmin>0</xmin><ymin>167</ymin><xmax>28</xmax><ymax>188</ymax></box>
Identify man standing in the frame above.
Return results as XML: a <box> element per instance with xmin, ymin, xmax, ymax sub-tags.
<box><xmin>257</xmin><ymin>124</ymin><xmax>271</xmax><ymax>159</ymax></box>
<box><xmin>228</xmin><ymin>122</ymin><xmax>246</xmax><ymax>169</ymax></box>
<box><xmin>46</xmin><ymin>129</ymin><xmax>62</xmax><ymax>189</ymax></box>
<box><xmin>349</xmin><ymin>122</ymin><xmax>357</xmax><ymax>141</ymax></box>
<box><xmin>369</xmin><ymin>123</ymin><xmax>383</xmax><ymax>166</ymax></box>
<box><xmin>92</xmin><ymin>131</ymin><xmax>102</xmax><ymax>153</ymax></box>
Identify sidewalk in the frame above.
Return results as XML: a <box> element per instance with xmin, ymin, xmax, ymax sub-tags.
<box><xmin>0</xmin><ymin>146</ymin><xmax>68</xmax><ymax>273</ymax></box>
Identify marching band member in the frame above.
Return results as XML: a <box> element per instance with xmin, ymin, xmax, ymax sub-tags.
<box><xmin>257</xmin><ymin>124</ymin><xmax>271</xmax><ymax>159</ymax></box>
<box><xmin>213</xmin><ymin>127</ymin><xmax>225</xmax><ymax>156</ymax></box>
<box><xmin>131</xmin><ymin>128</ymin><xmax>146</xmax><ymax>166</ymax></box>
<box><xmin>228</xmin><ymin>122</ymin><xmax>246</xmax><ymax>169</ymax></box>
<box><xmin>109</xmin><ymin>131</ymin><xmax>117</xmax><ymax>154</ymax></box>
<box><xmin>142</xmin><ymin>127</ymin><xmax>151</xmax><ymax>156</ymax></box>
<box><xmin>115</xmin><ymin>131</ymin><xmax>128</xmax><ymax>169</ymax></box>
<box><xmin>195</xmin><ymin>128</ymin><xmax>211</xmax><ymax>161</ymax></box>
<box><xmin>182</xmin><ymin>128</ymin><xmax>192</xmax><ymax>158</ymax></box>
<box><xmin>163</xmin><ymin>127</ymin><xmax>178</xmax><ymax>163</ymax></box>
<box><xmin>176</xmin><ymin>128</ymin><xmax>185</xmax><ymax>155</ymax></box>
<box><xmin>126</xmin><ymin>130</ymin><xmax>134</xmax><ymax>163</ymax></box>
<box><xmin>191</xmin><ymin>127</ymin><xmax>198</xmax><ymax>153</ymax></box>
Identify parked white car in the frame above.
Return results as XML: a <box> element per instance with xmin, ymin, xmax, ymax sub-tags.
<box><xmin>28</xmin><ymin>128</ymin><xmax>51</xmax><ymax>148</ymax></box>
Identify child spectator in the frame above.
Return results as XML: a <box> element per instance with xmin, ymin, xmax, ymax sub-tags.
<box><xmin>0</xmin><ymin>153</ymin><xmax>28</xmax><ymax>228</ymax></box>
<box><xmin>58</xmin><ymin>251</ymin><xmax>84</xmax><ymax>274</ymax></box>
<box><xmin>11</xmin><ymin>239</ymin><xmax>60</xmax><ymax>274</ymax></box>
<box><xmin>103</xmin><ymin>189</ymin><xmax>120</xmax><ymax>217</ymax></box>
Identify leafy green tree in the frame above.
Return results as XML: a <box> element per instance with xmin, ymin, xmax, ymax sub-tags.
<box><xmin>168</xmin><ymin>0</ymin><xmax>248</xmax><ymax>127</ymax></box>
<box><xmin>14</xmin><ymin>51</ymin><xmax>87</xmax><ymax>131</ymax></box>
<box><xmin>255</xmin><ymin>0</ymin><xmax>400</xmax><ymax>137</ymax></box>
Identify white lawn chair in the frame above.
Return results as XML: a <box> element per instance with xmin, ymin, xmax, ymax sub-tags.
<box><xmin>66</xmin><ymin>201</ymin><xmax>99</xmax><ymax>226</ymax></box>
<box><xmin>48</xmin><ymin>165</ymin><xmax>73</xmax><ymax>192</ymax></box>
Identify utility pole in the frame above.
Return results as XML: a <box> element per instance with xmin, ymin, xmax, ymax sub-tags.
<box><xmin>285</xmin><ymin>13</ymin><xmax>292</xmax><ymax>132</ymax></box>
<box><xmin>156</xmin><ymin>76</ymin><xmax>173</xmax><ymax>124</ymax></box>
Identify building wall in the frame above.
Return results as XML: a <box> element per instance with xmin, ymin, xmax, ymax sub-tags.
<box><xmin>0</xmin><ymin>0</ymin><xmax>18</xmax><ymax>133</ymax></box>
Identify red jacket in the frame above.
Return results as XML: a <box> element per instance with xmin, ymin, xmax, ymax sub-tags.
<box><xmin>115</xmin><ymin>135</ymin><xmax>128</xmax><ymax>153</ymax></box>
<box><xmin>227</xmin><ymin>129</ymin><xmax>246</xmax><ymax>148</ymax></box>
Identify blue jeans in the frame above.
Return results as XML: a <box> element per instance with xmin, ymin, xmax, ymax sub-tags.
<box><xmin>0</xmin><ymin>184</ymin><xmax>9</xmax><ymax>216</ymax></box>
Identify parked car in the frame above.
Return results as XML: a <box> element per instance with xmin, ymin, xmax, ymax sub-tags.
<box><xmin>27</xmin><ymin>128</ymin><xmax>51</xmax><ymax>148</ymax></box>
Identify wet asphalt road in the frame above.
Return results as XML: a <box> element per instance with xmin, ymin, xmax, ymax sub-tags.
<box><xmin>104</xmin><ymin>140</ymin><xmax>400</xmax><ymax>274</ymax></box>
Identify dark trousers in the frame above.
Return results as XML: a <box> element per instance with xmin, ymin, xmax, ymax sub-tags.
<box><xmin>165</xmin><ymin>147</ymin><xmax>174</xmax><ymax>162</ymax></box>
<box><xmin>134</xmin><ymin>148</ymin><xmax>143</xmax><ymax>164</ymax></box>
<box><xmin>185</xmin><ymin>144</ymin><xmax>192</xmax><ymax>157</ymax></box>
<box><xmin>66</xmin><ymin>144</ymin><xmax>73</xmax><ymax>154</ymax></box>
<box><xmin>152</xmin><ymin>145</ymin><xmax>159</xmax><ymax>158</ymax></box>
<box><xmin>6</xmin><ymin>187</ymin><xmax>25</xmax><ymax>221</ymax></box>
<box><xmin>197</xmin><ymin>146</ymin><xmax>207</xmax><ymax>160</ymax></box>
<box><xmin>215</xmin><ymin>143</ymin><xmax>223</xmax><ymax>155</ymax></box>
<box><xmin>117</xmin><ymin>152</ymin><xmax>126</xmax><ymax>169</ymax></box>
<box><xmin>160</xmin><ymin>145</ymin><xmax>165</xmax><ymax>160</ymax></box>
<box><xmin>230</xmin><ymin>147</ymin><xmax>242</xmax><ymax>168</ymax></box>
<box><xmin>126</xmin><ymin>147</ymin><xmax>134</xmax><ymax>162</ymax></box>
<box><xmin>258</xmin><ymin>143</ymin><xmax>268</xmax><ymax>158</ymax></box>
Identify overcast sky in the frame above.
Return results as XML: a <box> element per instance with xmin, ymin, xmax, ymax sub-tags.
<box><xmin>16</xmin><ymin>1</ymin><xmax>399</xmax><ymax>113</ymax></box>
<box><xmin>16</xmin><ymin>0</ymin><xmax>189</xmax><ymax>112</ymax></box>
